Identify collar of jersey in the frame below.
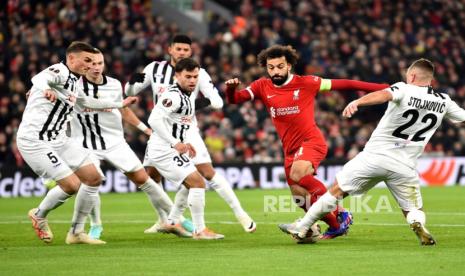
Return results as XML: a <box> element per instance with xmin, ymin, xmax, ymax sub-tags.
<box><xmin>176</xmin><ymin>83</ymin><xmax>191</xmax><ymax>95</ymax></box>
<box><xmin>61</xmin><ymin>61</ymin><xmax>81</xmax><ymax>78</ymax></box>
<box><xmin>84</xmin><ymin>74</ymin><xmax>108</xmax><ymax>86</ymax></box>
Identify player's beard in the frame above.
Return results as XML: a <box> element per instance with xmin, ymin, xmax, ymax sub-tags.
<box><xmin>270</xmin><ymin>73</ymin><xmax>288</xmax><ymax>86</ymax></box>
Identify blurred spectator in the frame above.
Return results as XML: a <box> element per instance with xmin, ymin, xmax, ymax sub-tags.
<box><xmin>3</xmin><ymin>0</ymin><xmax>465</xmax><ymax>168</ymax></box>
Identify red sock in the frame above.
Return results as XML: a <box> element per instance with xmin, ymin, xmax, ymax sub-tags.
<box><xmin>299</xmin><ymin>175</ymin><xmax>340</xmax><ymax>229</ymax></box>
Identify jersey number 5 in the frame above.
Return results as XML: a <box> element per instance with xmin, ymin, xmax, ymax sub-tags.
<box><xmin>47</xmin><ymin>152</ymin><xmax>59</xmax><ymax>164</ymax></box>
<box><xmin>392</xmin><ymin>109</ymin><xmax>438</xmax><ymax>142</ymax></box>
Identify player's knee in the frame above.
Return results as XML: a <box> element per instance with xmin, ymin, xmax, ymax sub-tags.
<box><xmin>184</xmin><ymin>172</ymin><xmax>205</xmax><ymax>189</ymax></box>
<box><xmin>127</xmin><ymin>169</ymin><xmax>148</xmax><ymax>186</ymax></box>
<box><xmin>200</xmin><ymin>168</ymin><xmax>215</xmax><ymax>181</ymax></box>
<box><xmin>329</xmin><ymin>183</ymin><xmax>346</xmax><ymax>199</ymax></box>
<box><xmin>196</xmin><ymin>164</ymin><xmax>216</xmax><ymax>180</ymax></box>
<box><xmin>289</xmin><ymin>169</ymin><xmax>305</xmax><ymax>183</ymax></box>
<box><xmin>82</xmin><ymin>172</ymin><xmax>102</xmax><ymax>186</ymax></box>
<box><xmin>58</xmin><ymin>175</ymin><xmax>81</xmax><ymax>194</ymax></box>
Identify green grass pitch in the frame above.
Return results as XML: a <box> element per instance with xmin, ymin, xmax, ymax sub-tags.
<box><xmin>1</xmin><ymin>187</ymin><xmax>465</xmax><ymax>275</ymax></box>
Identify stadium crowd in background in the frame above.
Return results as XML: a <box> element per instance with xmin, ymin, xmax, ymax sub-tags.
<box><xmin>3</xmin><ymin>0</ymin><xmax>465</xmax><ymax>168</ymax></box>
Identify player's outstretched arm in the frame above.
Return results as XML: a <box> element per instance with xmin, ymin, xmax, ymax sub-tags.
<box><xmin>125</xmin><ymin>73</ymin><xmax>148</xmax><ymax>96</ymax></box>
<box><xmin>320</xmin><ymin>79</ymin><xmax>389</xmax><ymax>93</ymax></box>
<box><xmin>343</xmin><ymin>90</ymin><xmax>393</xmax><ymax>118</ymax></box>
<box><xmin>224</xmin><ymin>78</ymin><xmax>253</xmax><ymax>104</ymax></box>
<box><xmin>199</xmin><ymin>69</ymin><xmax>223</xmax><ymax>109</ymax></box>
<box><xmin>125</xmin><ymin>62</ymin><xmax>154</xmax><ymax>96</ymax></box>
<box><xmin>120</xmin><ymin>106</ymin><xmax>152</xmax><ymax>135</ymax></box>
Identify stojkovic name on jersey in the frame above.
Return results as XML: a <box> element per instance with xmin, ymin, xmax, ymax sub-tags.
<box><xmin>407</xmin><ymin>96</ymin><xmax>446</xmax><ymax>113</ymax></box>
<box><xmin>364</xmin><ymin>81</ymin><xmax>465</xmax><ymax>170</ymax></box>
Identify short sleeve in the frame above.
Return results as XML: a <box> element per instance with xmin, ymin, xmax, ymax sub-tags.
<box><xmin>45</xmin><ymin>65</ymin><xmax>66</xmax><ymax>84</ymax></box>
<box><xmin>386</xmin><ymin>82</ymin><xmax>407</xmax><ymax>103</ymax></box>
<box><xmin>304</xmin><ymin>75</ymin><xmax>322</xmax><ymax>96</ymax></box>
<box><xmin>198</xmin><ymin>69</ymin><xmax>215</xmax><ymax>95</ymax></box>
<box><xmin>114</xmin><ymin>79</ymin><xmax>124</xmax><ymax>102</ymax></box>
<box><xmin>157</xmin><ymin>92</ymin><xmax>181</xmax><ymax>113</ymax></box>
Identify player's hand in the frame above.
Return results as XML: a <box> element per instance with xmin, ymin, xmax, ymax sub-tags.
<box><xmin>122</xmin><ymin>96</ymin><xmax>139</xmax><ymax>107</ymax></box>
<box><xmin>343</xmin><ymin>100</ymin><xmax>359</xmax><ymax>118</ymax></box>
<box><xmin>186</xmin><ymin>143</ymin><xmax>196</xmax><ymax>158</ymax></box>
<box><xmin>144</xmin><ymin>128</ymin><xmax>153</xmax><ymax>136</ymax></box>
<box><xmin>225</xmin><ymin>78</ymin><xmax>241</xmax><ymax>89</ymax></box>
<box><xmin>173</xmin><ymin>142</ymin><xmax>188</xmax><ymax>154</ymax></box>
<box><xmin>43</xmin><ymin>89</ymin><xmax>57</xmax><ymax>102</ymax></box>
<box><xmin>129</xmin><ymin>73</ymin><xmax>145</xmax><ymax>84</ymax></box>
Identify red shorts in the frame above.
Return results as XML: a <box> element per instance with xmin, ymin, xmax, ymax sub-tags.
<box><xmin>284</xmin><ymin>141</ymin><xmax>328</xmax><ymax>186</ymax></box>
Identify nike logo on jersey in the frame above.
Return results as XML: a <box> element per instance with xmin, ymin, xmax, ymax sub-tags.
<box><xmin>267</xmin><ymin>95</ymin><xmax>277</xmax><ymax>99</ymax></box>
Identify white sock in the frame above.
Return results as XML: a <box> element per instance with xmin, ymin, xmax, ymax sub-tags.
<box><xmin>188</xmin><ymin>188</ymin><xmax>205</xmax><ymax>233</ymax></box>
<box><xmin>70</xmin><ymin>184</ymin><xmax>99</xmax><ymax>234</ymax></box>
<box><xmin>406</xmin><ymin>209</ymin><xmax>426</xmax><ymax>225</ymax></box>
<box><xmin>210</xmin><ymin>173</ymin><xmax>245</xmax><ymax>217</ymax></box>
<box><xmin>139</xmin><ymin>178</ymin><xmax>173</xmax><ymax>223</ymax></box>
<box><xmin>168</xmin><ymin>186</ymin><xmax>189</xmax><ymax>224</ymax></box>
<box><xmin>36</xmin><ymin>185</ymin><xmax>71</xmax><ymax>218</ymax></box>
<box><xmin>296</xmin><ymin>192</ymin><xmax>338</xmax><ymax>230</ymax></box>
<box><xmin>88</xmin><ymin>194</ymin><xmax>102</xmax><ymax>226</ymax></box>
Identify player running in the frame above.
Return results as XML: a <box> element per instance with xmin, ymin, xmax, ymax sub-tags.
<box><xmin>68</xmin><ymin>51</ymin><xmax>180</xmax><ymax>239</ymax></box>
<box><xmin>125</xmin><ymin>34</ymin><xmax>255</xmax><ymax>233</ymax></box>
<box><xmin>280</xmin><ymin>58</ymin><xmax>462</xmax><ymax>245</ymax></box>
<box><xmin>19</xmin><ymin>41</ymin><xmax>136</xmax><ymax>245</ymax></box>
<box><xmin>225</xmin><ymin>45</ymin><xmax>388</xmax><ymax>241</ymax></box>
<box><xmin>145</xmin><ymin>57</ymin><xmax>224</xmax><ymax>239</ymax></box>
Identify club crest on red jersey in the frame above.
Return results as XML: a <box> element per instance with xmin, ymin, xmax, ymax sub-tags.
<box><xmin>293</xmin><ymin>89</ymin><xmax>300</xmax><ymax>100</ymax></box>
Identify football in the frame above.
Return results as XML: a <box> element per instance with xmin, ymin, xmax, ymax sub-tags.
<box><xmin>293</xmin><ymin>223</ymin><xmax>321</xmax><ymax>244</ymax></box>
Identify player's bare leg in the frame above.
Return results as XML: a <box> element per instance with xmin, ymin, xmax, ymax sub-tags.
<box><xmin>66</xmin><ymin>163</ymin><xmax>106</xmax><ymax>245</ymax></box>
<box><xmin>144</xmin><ymin>166</ymin><xmax>194</xmax><ymax>233</ymax></box>
<box><xmin>146</xmin><ymin>165</ymin><xmax>162</xmax><ymax>183</ymax></box>
<box><xmin>196</xmin><ymin>163</ymin><xmax>256</xmax><ymax>233</ymax></box>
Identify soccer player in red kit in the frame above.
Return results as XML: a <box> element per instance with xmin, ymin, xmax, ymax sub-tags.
<box><xmin>225</xmin><ymin>45</ymin><xmax>389</xmax><ymax>241</ymax></box>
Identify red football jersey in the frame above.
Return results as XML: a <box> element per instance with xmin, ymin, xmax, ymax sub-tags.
<box><xmin>247</xmin><ymin>74</ymin><xmax>327</xmax><ymax>155</ymax></box>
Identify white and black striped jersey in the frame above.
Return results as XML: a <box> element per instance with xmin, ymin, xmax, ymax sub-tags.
<box><xmin>147</xmin><ymin>83</ymin><xmax>194</xmax><ymax>147</ymax></box>
<box><xmin>70</xmin><ymin>75</ymin><xmax>125</xmax><ymax>150</ymax></box>
<box><xmin>124</xmin><ymin>60</ymin><xmax>223</xmax><ymax>129</ymax></box>
<box><xmin>364</xmin><ymin>81</ymin><xmax>465</xmax><ymax>169</ymax></box>
<box><xmin>17</xmin><ymin>62</ymin><xmax>79</xmax><ymax>143</ymax></box>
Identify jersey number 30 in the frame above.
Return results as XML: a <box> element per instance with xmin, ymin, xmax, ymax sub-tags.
<box><xmin>173</xmin><ymin>155</ymin><xmax>190</xmax><ymax>167</ymax></box>
<box><xmin>392</xmin><ymin>109</ymin><xmax>438</xmax><ymax>142</ymax></box>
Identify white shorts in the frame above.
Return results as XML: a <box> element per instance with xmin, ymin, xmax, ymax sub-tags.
<box><xmin>184</xmin><ymin>130</ymin><xmax>212</xmax><ymax>165</ymax></box>
<box><xmin>144</xmin><ymin>145</ymin><xmax>197</xmax><ymax>187</ymax></box>
<box><xmin>91</xmin><ymin>142</ymin><xmax>143</xmax><ymax>173</ymax></box>
<box><xmin>336</xmin><ymin>151</ymin><xmax>423</xmax><ymax>211</ymax></box>
<box><xmin>17</xmin><ymin>137</ymin><xmax>92</xmax><ymax>181</ymax></box>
